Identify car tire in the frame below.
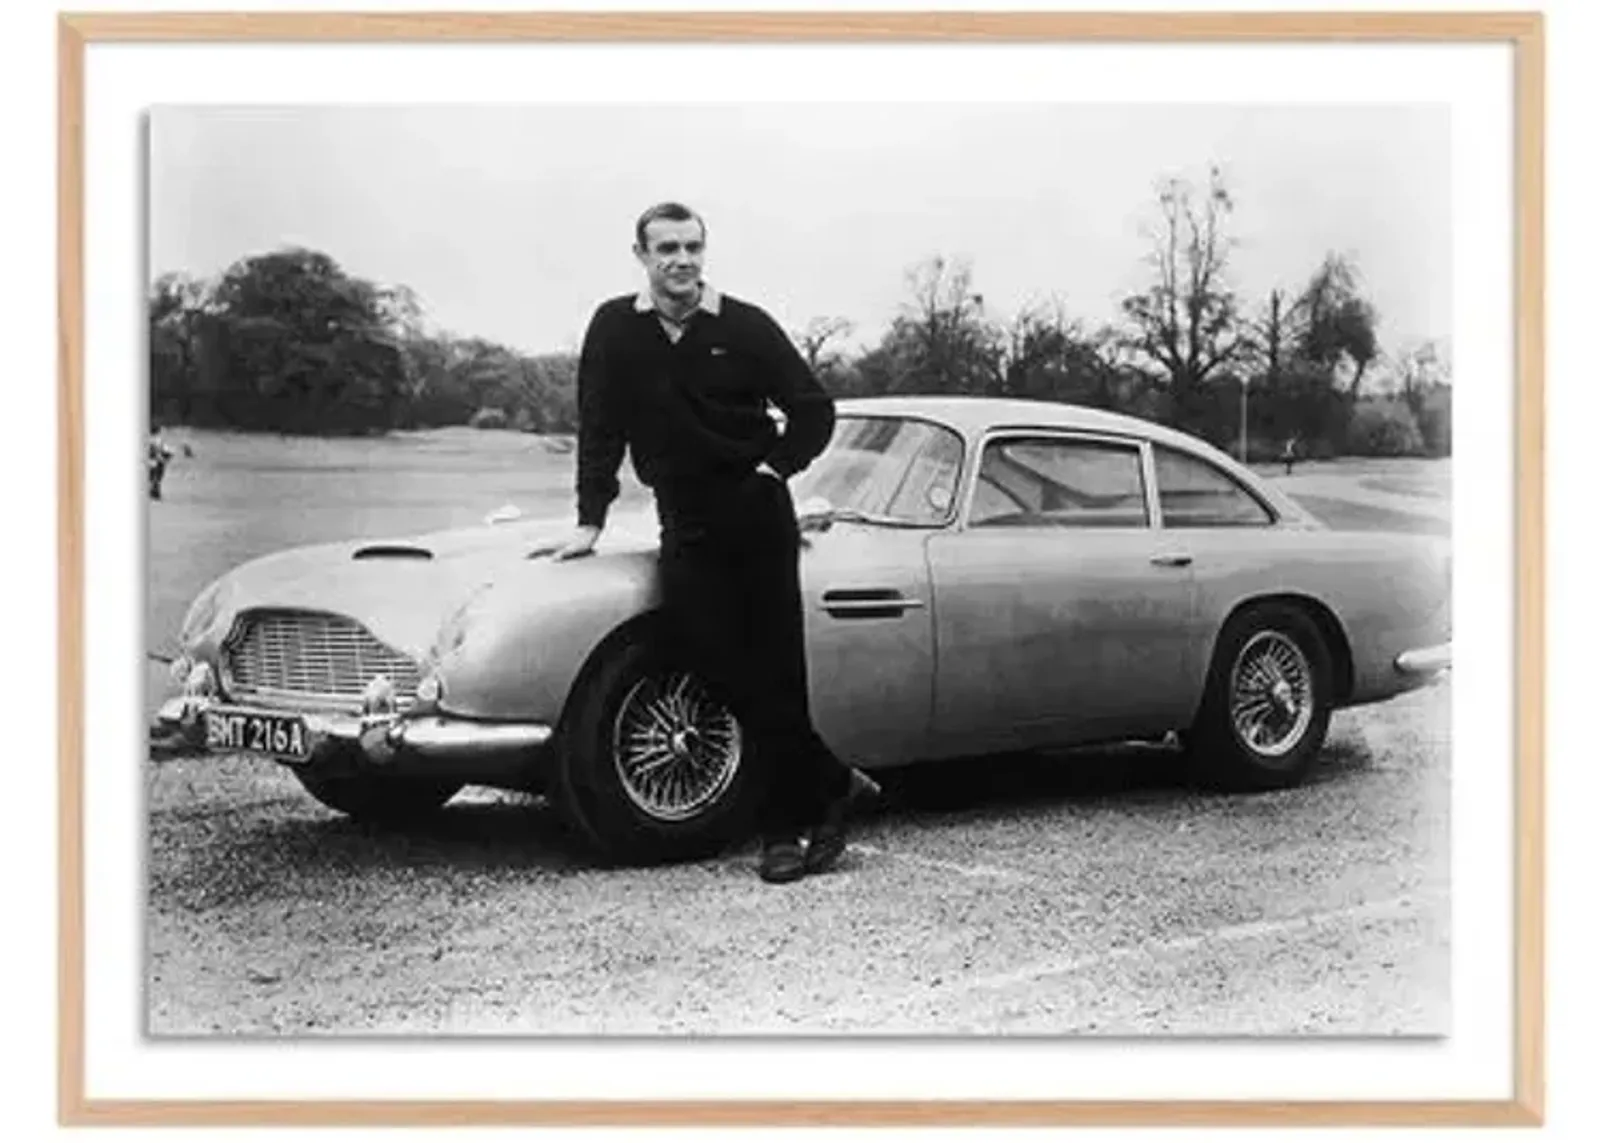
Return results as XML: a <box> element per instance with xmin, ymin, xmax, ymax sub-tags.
<box><xmin>557</xmin><ymin>632</ymin><xmax>765</xmax><ymax>865</ymax></box>
<box><xmin>294</xmin><ymin>770</ymin><xmax>462</xmax><ymax>824</ymax></box>
<box><xmin>1188</xmin><ymin>602</ymin><xmax>1334</xmax><ymax>791</ymax></box>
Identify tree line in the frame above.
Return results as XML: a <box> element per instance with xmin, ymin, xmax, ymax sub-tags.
<box><xmin>149</xmin><ymin>247</ymin><xmax>579</xmax><ymax>436</ymax></box>
<box><xmin>149</xmin><ymin>168</ymin><xmax>1449</xmax><ymax>458</ymax></box>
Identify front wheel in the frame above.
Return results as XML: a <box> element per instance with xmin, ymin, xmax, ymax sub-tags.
<box><xmin>556</xmin><ymin>634</ymin><xmax>763</xmax><ymax>864</ymax></box>
<box><xmin>1187</xmin><ymin>603</ymin><xmax>1334</xmax><ymax>791</ymax></box>
<box><xmin>294</xmin><ymin>770</ymin><xmax>462</xmax><ymax>824</ymax></box>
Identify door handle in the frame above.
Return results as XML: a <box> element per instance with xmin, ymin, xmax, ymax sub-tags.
<box><xmin>1150</xmin><ymin>552</ymin><xmax>1193</xmax><ymax>568</ymax></box>
<box><xmin>821</xmin><ymin>588</ymin><xmax>925</xmax><ymax>619</ymax></box>
<box><xmin>824</xmin><ymin>599</ymin><xmax>926</xmax><ymax>617</ymax></box>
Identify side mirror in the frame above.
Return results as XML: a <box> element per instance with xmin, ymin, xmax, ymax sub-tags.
<box><xmin>795</xmin><ymin>495</ymin><xmax>835</xmax><ymax>534</ymax></box>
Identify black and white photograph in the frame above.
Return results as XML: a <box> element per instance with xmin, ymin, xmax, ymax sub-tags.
<box><xmin>144</xmin><ymin>101</ymin><xmax>1453</xmax><ymax>1039</ymax></box>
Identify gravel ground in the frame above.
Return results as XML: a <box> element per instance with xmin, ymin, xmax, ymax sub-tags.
<box><xmin>145</xmin><ymin>681</ymin><xmax>1449</xmax><ymax>1037</ymax></box>
<box><xmin>145</xmin><ymin>437</ymin><xmax>1450</xmax><ymax>1037</ymax></box>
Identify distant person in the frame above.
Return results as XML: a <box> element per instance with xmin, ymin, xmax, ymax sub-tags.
<box><xmin>148</xmin><ymin>429</ymin><xmax>175</xmax><ymax>500</ymax></box>
<box><xmin>553</xmin><ymin>200</ymin><xmax>878</xmax><ymax>884</ymax></box>
<box><xmin>1281</xmin><ymin>435</ymin><xmax>1300</xmax><ymax>476</ymax></box>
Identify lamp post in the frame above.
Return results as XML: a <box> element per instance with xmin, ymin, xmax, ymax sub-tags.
<box><xmin>1238</xmin><ymin>375</ymin><xmax>1250</xmax><ymax>464</ymax></box>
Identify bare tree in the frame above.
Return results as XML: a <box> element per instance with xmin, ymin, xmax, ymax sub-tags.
<box><xmin>896</xmin><ymin>256</ymin><xmax>1003</xmax><ymax>394</ymax></box>
<box><xmin>998</xmin><ymin>295</ymin><xmax>1073</xmax><ymax>380</ymax></box>
<box><xmin>1252</xmin><ymin>287</ymin><xmax>1294</xmax><ymax>390</ymax></box>
<box><xmin>792</xmin><ymin>315</ymin><xmax>855</xmax><ymax>372</ymax></box>
<box><xmin>1000</xmin><ymin>296</ymin><xmax>1124</xmax><ymax>408</ymax></box>
<box><xmin>1120</xmin><ymin>167</ymin><xmax>1250</xmax><ymax>401</ymax></box>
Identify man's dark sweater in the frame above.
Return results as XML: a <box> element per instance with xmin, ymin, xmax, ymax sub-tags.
<box><xmin>575</xmin><ymin>290</ymin><xmax>836</xmax><ymax>529</ymax></box>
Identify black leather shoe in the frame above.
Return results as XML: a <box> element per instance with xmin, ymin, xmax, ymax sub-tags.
<box><xmin>804</xmin><ymin>768</ymin><xmax>882</xmax><ymax>874</ymax></box>
<box><xmin>758</xmin><ymin>838</ymin><xmax>807</xmax><ymax>884</ymax></box>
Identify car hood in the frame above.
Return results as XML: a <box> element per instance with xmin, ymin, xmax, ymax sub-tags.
<box><xmin>200</xmin><ymin>506</ymin><xmax>662</xmax><ymax>659</ymax></box>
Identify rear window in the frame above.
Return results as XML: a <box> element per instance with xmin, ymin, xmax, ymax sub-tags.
<box><xmin>1154</xmin><ymin>446</ymin><xmax>1275</xmax><ymax>527</ymax></box>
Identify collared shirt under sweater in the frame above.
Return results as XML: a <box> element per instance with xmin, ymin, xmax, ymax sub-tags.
<box><xmin>574</xmin><ymin>283</ymin><xmax>836</xmax><ymax>529</ymax></box>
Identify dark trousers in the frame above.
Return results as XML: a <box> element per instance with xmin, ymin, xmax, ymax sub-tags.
<box><xmin>656</xmin><ymin>471</ymin><xmax>852</xmax><ymax>840</ymax></box>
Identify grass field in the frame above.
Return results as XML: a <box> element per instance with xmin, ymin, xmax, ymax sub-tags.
<box><xmin>145</xmin><ymin>428</ymin><xmax>1450</xmax><ymax>719</ymax></box>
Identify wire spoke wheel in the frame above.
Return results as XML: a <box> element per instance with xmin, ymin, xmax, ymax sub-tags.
<box><xmin>1227</xmin><ymin>630</ymin><xmax>1315</xmax><ymax>759</ymax></box>
<box><xmin>612</xmin><ymin>668</ymin><xmax>742</xmax><ymax>823</ymax></box>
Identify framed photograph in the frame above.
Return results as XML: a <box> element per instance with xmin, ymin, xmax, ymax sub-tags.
<box><xmin>59</xmin><ymin>9</ymin><xmax>1544</xmax><ymax>1127</ymax></box>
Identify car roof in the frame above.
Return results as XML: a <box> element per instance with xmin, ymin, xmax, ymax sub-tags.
<box><xmin>833</xmin><ymin>395</ymin><xmax>1313</xmax><ymax>522</ymax></box>
<box><xmin>839</xmin><ymin>395</ymin><xmax>1209</xmax><ymax>454</ymax></box>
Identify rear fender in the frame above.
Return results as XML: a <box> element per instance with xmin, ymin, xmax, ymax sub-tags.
<box><xmin>1195</xmin><ymin>594</ymin><xmax>1356</xmax><ymax>713</ymax></box>
<box><xmin>1187</xmin><ymin>530</ymin><xmax>1449</xmax><ymax>715</ymax></box>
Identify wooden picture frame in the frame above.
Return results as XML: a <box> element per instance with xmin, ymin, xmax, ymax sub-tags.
<box><xmin>58</xmin><ymin>9</ymin><xmax>1544</xmax><ymax>1127</ymax></box>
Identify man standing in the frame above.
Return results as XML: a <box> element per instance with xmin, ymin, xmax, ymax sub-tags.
<box><xmin>554</xmin><ymin>202</ymin><xmax>878</xmax><ymax>884</ymax></box>
<box><xmin>148</xmin><ymin>427</ymin><xmax>175</xmax><ymax>500</ymax></box>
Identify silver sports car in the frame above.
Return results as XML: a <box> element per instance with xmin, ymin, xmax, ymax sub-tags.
<box><xmin>154</xmin><ymin>397</ymin><xmax>1451</xmax><ymax>862</ymax></box>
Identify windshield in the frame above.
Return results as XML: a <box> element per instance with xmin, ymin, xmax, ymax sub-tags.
<box><xmin>790</xmin><ymin>415</ymin><xmax>965</xmax><ymax>526</ymax></box>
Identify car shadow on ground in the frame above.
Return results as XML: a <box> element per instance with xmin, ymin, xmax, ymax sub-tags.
<box><xmin>169</xmin><ymin>733</ymin><xmax>1378</xmax><ymax>884</ymax></box>
<box><xmin>208</xmin><ymin>792</ymin><xmax>591</xmax><ymax>880</ymax></box>
<box><xmin>875</xmin><ymin>734</ymin><xmax>1378</xmax><ymax>819</ymax></box>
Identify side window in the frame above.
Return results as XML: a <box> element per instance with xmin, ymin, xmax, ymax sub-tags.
<box><xmin>968</xmin><ymin>437</ymin><xmax>1149</xmax><ymax>529</ymax></box>
<box><xmin>882</xmin><ymin>423</ymin><xmax>964</xmax><ymax>523</ymax></box>
<box><xmin>1154</xmin><ymin>445</ymin><xmax>1275</xmax><ymax>527</ymax></box>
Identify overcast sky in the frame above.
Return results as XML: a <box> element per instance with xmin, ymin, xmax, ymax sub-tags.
<box><xmin>149</xmin><ymin>104</ymin><xmax>1450</xmax><ymax>362</ymax></box>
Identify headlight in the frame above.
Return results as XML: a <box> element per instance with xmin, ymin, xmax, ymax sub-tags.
<box><xmin>415</xmin><ymin>673</ymin><xmax>444</xmax><ymax>706</ymax></box>
<box><xmin>178</xmin><ymin>578</ymin><xmax>228</xmax><ymax>644</ymax></box>
<box><xmin>182</xmin><ymin>661</ymin><xmax>217</xmax><ymax>698</ymax></box>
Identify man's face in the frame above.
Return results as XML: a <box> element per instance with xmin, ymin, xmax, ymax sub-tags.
<box><xmin>635</xmin><ymin>217</ymin><xmax>706</xmax><ymax>304</ymax></box>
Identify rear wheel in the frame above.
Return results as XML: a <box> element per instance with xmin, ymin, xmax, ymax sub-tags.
<box><xmin>556</xmin><ymin>633</ymin><xmax>763</xmax><ymax>864</ymax></box>
<box><xmin>294</xmin><ymin>770</ymin><xmax>462</xmax><ymax>824</ymax></box>
<box><xmin>1188</xmin><ymin>603</ymin><xmax>1333</xmax><ymax>790</ymax></box>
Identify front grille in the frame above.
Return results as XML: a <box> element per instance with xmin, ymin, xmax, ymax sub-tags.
<box><xmin>223</xmin><ymin>609</ymin><xmax>421</xmax><ymax>712</ymax></box>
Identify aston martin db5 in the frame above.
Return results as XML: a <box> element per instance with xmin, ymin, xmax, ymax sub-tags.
<box><xmin>154</xmin><ymin>397</ymin><xmax>1451</xmax><ymax>862</ymax></box>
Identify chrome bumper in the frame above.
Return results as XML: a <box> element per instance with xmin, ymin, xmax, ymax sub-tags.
<box><xmin>151</xmin><ymin>694</ymin><xmax>552</xmax><ymax>770</ymax></box>
<box><xmin>1395</xmin><ymin>643</ymin><xmax>1452</xmax><ymax>675</ymax></box>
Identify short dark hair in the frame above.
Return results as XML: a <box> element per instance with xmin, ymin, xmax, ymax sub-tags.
<box><xmin>634</xmin><ymin>202</ymin><xmax>706</xmax><ymax>250</ymax></box>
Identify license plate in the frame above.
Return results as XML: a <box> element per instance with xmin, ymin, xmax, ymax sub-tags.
<box><xmin>204</xmin><ymin>710</ymin><xmax>311</xmax><ymax>762</ymax></box>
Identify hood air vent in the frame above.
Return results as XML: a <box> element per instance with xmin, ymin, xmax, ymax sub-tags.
<box><xmin>353</xmin><ymin>544</ymin><xmax>434</xmax><ymax>561</ymax></box>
